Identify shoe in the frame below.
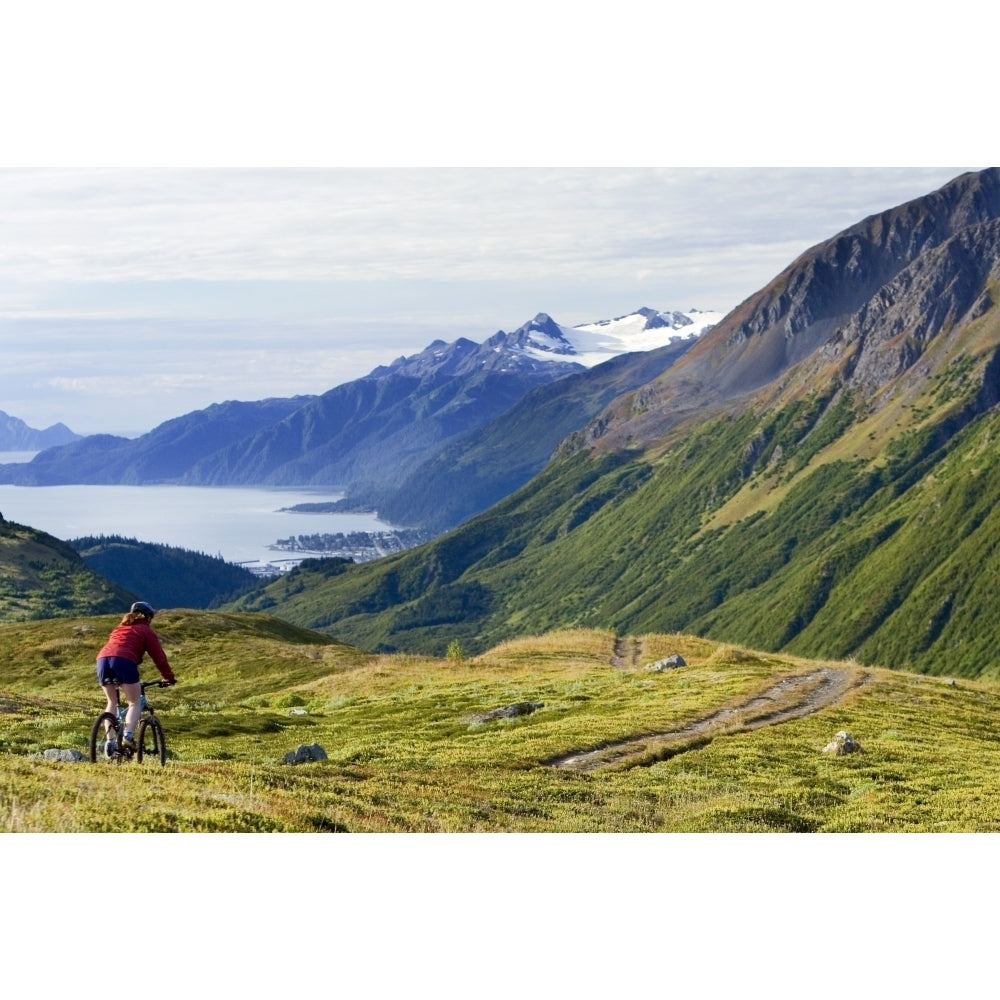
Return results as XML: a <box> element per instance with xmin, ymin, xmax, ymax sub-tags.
<box><xmin>105</xmin><ymin>738</ymin><xmax>118</xmax><ymax>758</ymax></box>
<box><xmin>120</xmin><ymin>736</ymin><xmax>136</xmax><ymax>752</ymax></box>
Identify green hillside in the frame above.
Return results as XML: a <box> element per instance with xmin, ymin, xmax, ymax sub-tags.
<box><xmin>227</xmin><ymin>172</ymin><xmax>1000</xmax><ymax>677</ymax></box>
<box><xmin>70</xmin><ymin>535</ymin><xmax>259</xmax><ymax>609</ymax></box>
<box><xmin>0</xmin><ymin>516</ymin><xmax>136</xmax><ymax>620</ymax></box>
<box><xmin>228</xmin><ymin>332</ymin><xmax>1000</xmax><ymax>678</ymax></box>
<box><xmin>4</xmin><ymin>610</ymin><xmax>1000</xmax><ymax>832</ymax></box>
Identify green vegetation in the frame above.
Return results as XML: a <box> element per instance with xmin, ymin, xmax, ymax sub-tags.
<box><xmin>70</xmin><ymin>535</ymin><xmax>259</xmax><ymax>609</ymax></box>
<box><xmin>3</xmin><ymin>611</ymin><xmax>1000</xmax><ymax>832</ymax></box>
<box><xmin>227</xmin><ymin>361</ymin><xmax>1000</xmax><ymax>678</ymax></box>
<box><xmin>0</xmin><ymin>519</ymin><xmax>135</xmax><ymax>621</ymax></box>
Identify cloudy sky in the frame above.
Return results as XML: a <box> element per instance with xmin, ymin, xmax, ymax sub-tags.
<box><xmin>0</xmin><ymin>4</ymin><xmax>989</xmax><ymax>437</ymax></box>
<box><xmin>0</xmin><ymin>167</ymin><xmax>980</xmax><ymax>436</ymax></box>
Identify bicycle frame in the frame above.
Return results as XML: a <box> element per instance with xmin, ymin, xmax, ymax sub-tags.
<box><xmin>89</xmin><ymin>679</ymin><xmax>172</xmax><ymax>766</ymax></box>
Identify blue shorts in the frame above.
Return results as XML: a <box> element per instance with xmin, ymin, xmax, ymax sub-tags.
<box><xmin>96</xmin><ymin>656</ymin><xmax>141</xmax><ymax>686</ymax></box>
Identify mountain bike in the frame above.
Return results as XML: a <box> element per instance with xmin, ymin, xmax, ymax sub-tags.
<box><xmin>89</xmin><ymin>679</ymin><xmax>172</xmax><ymax>766</ymax></box>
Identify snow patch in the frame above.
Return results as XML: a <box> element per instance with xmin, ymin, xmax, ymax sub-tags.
<box><xmin>517</xmin><ymin>308</ymin><xmax>722</xmax><ymax>368</ymax></box>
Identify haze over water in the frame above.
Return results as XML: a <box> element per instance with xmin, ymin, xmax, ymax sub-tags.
<box><xmin>0</xmin><ymin>483</ymin><xmax>394</xmax><ymax>572</ymax></box>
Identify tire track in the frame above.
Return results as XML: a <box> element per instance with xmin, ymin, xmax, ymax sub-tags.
<box><xmin>546</xmin><ymin>666</ymin><xmax>871</xmax><ymax>773</ymax></box>
<box><xmin>611</xmin><ymin>636</ymin><xmax>643</xmax><ymax>670</ymax></box>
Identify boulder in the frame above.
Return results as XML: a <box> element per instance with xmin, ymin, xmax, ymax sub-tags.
<box><xmin>470</xmin><ymin>701</ymin><xmax>544</xmax><ymax>724</ymax></box>
<box><xmin>283</xmin><ymin>743</ymin><xmax>328</xmax><ymax>765</ymax></box>
<box><xmin>43</xmin><ymin>748</ymin><xmax>88</xmax><ymax>762</ymax></box>
<box><xmin>647</xmin><ymin>654</ymin><xmax>687</xmax><ymax>671</ymax></box>
<box><xmin>822</xmin><ymin>730</ymin><xmax>864</xmax><ymax>756</ymax></box>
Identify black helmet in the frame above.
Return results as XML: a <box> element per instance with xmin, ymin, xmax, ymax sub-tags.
<box><xmin>131</xmin><ymin>601</ymin><xmax>156</xmax><ymax>619</ymax></box>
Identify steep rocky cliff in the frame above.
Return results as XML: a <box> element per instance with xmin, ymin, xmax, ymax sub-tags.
<box><xmin>573</xmin><ymin>168</ymin><xmax>1000</xmax><ymax>454</ymax></box>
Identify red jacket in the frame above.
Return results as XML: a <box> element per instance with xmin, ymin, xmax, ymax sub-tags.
<box><xmin>98</xmin><ymin>622</ymin><xmax>175</xmax><ymax>683</ymax></box>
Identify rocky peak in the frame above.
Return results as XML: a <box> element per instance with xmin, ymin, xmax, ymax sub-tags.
<box><xmin>525</xmin><ymin>312</ymin><xmax>566</xmax><ymax>336</ymax></box>
<box><xmin>498</xmin><ymin>313</ymin><xmax>576</xmax><ymax>358</ymax></box>
<box><xmin>574</xmin><ymin>168</ymin><xmax>1000</xmax><ymax>454</ymax></box>
<box><xmin>722</xmin><ymin>168</ymin><xmax>1000</xmax><ymax>365</ymax></box>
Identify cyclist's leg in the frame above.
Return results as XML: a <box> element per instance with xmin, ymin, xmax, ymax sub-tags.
<box><xmin>101</xmin><ymin>685</ymin><xmax>119</xmax><ymax>736</ymax></box>
<box><xmin>100</xmin><ymin>682</ymin><xmax>118</xmax><ymax>713</ymax></box>
<box><xmin>97</xmin><ymin>657</ymin><xmax>141</xmax><ymax>737</ymax></box>
<box><xmin>95</xmin><ymin>658</ymin><xmax>120</xmax><ymax>736</ymax></box>
<box><xmin>121</xmin><ymin>682</ymin><xmax>142</xmax><ymax>738</ymax></box>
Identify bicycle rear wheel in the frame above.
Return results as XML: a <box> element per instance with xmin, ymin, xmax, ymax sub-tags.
<box><xmin>136</xmin><ymin>716</ymin><xmax>167</xmax><ymax>766</ymax></box>
<box><xmin>89</xmin><ymin>712</ymin><xmax>120</xmax><ymax>763</ymax></box>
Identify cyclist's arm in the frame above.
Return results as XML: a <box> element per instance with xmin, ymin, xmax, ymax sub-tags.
<box><xmin>141</xmin><ymin>624</ymin><xmax>176</xmax><ymax>683</ymax></box>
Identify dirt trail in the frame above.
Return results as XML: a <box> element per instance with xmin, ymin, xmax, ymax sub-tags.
<box><xmin>546</xmin><ymin>666</ymin><xmax>871</xmax><ymax>773</ymax></box>
<box><xmin>611</xmin><ymin>636</ymin><xmax>644</xmax><ymax>669</ymax></box>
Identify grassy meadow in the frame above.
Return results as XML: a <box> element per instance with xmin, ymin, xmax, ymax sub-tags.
<box><xmin>3</xmin><ymin>609</ymin><xmax>1000</xmax><ymax>833</ymax></box>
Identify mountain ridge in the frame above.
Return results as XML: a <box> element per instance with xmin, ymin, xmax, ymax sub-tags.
<box><xmin>0</xmin><ymin>410</ymin><xmax>80</xmax><ymax>452</ymax></box>
<box><xmin>356</xmin><ymin>337</ymin><xmax>700</xmax><ymax>530</ymax></box>
<box><xmin>571</xmin><ymin>169</ymin><xmax>1000</xmax><ymax>456</ymax></box>
<box><xmin>225</xmin><ymin>168</ymin><xmax>1000</xmax><ymax>679</ymax></box>
<box><xmin>0</xmin><ymin>398</ymin><xmax>315</xmax><ymax>485</ymax></box>
<box><xmin>0</xmin><ymin>309</ymin><xmax>717</xmax><ymax>532</ymax></box>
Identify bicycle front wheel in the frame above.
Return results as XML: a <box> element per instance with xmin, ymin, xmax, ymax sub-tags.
<box><xmin>89</xmin><ymin>712</ymin><xmax>120</xmax><ymax>763</ymax></box>
<box><xmin>136</xmin><ymin>716</ymin><xmax>167</xmax><ymax>766</ymax></box>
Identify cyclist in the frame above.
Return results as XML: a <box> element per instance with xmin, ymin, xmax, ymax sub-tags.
<box><xmin>95</xmin><ymin>601</ymin><xmax>176</xmax><ymax>754</ymax></box>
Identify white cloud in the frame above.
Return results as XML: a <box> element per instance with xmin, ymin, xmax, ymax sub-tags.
<box><xmin>0</xmin><ymin>168</ymin><xmax>975</xmax><ymax>290</ymax></box>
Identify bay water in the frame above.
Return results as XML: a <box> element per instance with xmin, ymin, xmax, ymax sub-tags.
<box><xmin>0</xmin><ymin>482</ymin><xmax>394</xmax><ymax>573</ymax></box>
